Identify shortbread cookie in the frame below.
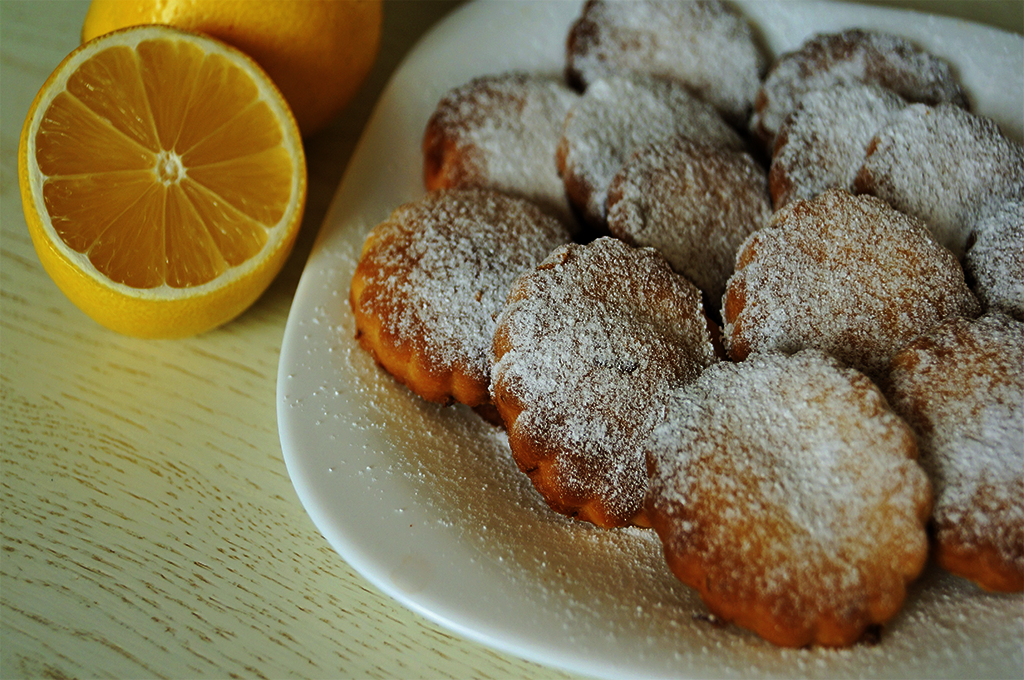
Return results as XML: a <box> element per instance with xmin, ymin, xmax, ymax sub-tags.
<box><xmin>964</xmin><ymin>200</ymin><xmax>1024</xmax><ymax>320</ymax></box>
<box><xmin>885</xmin><ymin>314</ymin><xmax>1024</xmax><ymax>592</ymax></box>
<box><xmin>423</xmin><ymin>72</ymin><xmax>579</xmax><ymax>226</ymax></box>
<box><xmin>854</xmin><ymin>103</ymin><xmax>1024</xmax><ymax>258</ymax></box>
<box><xmin>491</xmin><ymin>237</ymin><xmax>719</xmax><ymax>528</ymax></box>
<box><xmin>770</xmin><ymin>83</ymin><xmax>905</xmax><ymax>209</ymax></box>
<box><xmin>350</xmin><ymin>188</ymin><xmax>571</xmax><ymax>408</ymax></box>
<box><xmin>646</xmin><ymin>349</ymin><xmax>932</xmax><ymax>647</ymax></box>
<box><xmin>565</xmin><ymin>0</ymin><xmax>765</xmax><ymax>125</ymax></box>
<box><xmin>722</xmin><ymin>189</ymin><xmax>980</xmax><ymax>377</ymax></box>
<box><xmin>607</xmin><ymin>135</ymin><xmax>770</xmax><ymax>307</ymax></box>
<box><xmin>751</xmin><ymin>28</ymin><xmax>967</xmax><ymax>150</ymax></box>
<box><xmin>556</xmin><ymin>74</ymin><xmax>744</xmax><ymax>230</ymax></box>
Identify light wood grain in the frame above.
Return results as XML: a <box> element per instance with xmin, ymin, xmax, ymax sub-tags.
<box><xmin>1</xmin><ymin>2</ymin><xmax>578</xmax><ymax>678</ymax></box>
<box><xmin>2</xmin><ymin>2</ymin><xmax>1020</xmax><ymax>679</ymax></box>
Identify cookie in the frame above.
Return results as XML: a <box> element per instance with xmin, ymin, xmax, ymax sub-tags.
<box><xmin>423</xmin><ymin>72</ymin><xmax>579</xmax><ymax>227</ymax></box>
<box><xmin>565</xmin><ymin>0</ymin><xmax>765</xmax><ymax>125</ymax></box>
<box><xmin>964</xmin><ymin>200</ymin><xmax>1024</xmax><ymax>321</ymax></box>
<box><xmin>350</xmin><ymin>188</ymin><xmax>571</xmax><ymax>408</ymax></box>
<box><xmin>607</xmin><ymin>135</ymin><xmax>770</xmax><ymax>308</ymax></box>
<box><xmin>751</xmin><ymin>28</ymin><xmax>967</xmax><ymax>151</ymax></box>
<box><xmin>646</xmin><ymin>350</ymin><xmax>932</xmax><ymax>647</ymax></box>
<box><xmin>885</xmin><ymin>313</ymin><xmax>1024</xmax><ymax>593</ymax></box>
<box><xmin>854</xmin><ymin>103</ymin><xmax>1024</xmax><ymax>258</ymax></box>
<box><xmin>769</xmin><ymin>82</ymin><xmax>905</xmax><ymax>210</ymax></box>
<box><xmin>556</xmin><ymin>74</ymin><xmax>744</xmax><ymax>230</ymax></box>
<box><xmin>491</xmin><ymin>236</ymin><xmax>719</xmax><ymax>527</ymax></box>
<box><xmin>722</xmin><ymin>188</ymin><xmax>980</xmax><ymax>377</ymax></box>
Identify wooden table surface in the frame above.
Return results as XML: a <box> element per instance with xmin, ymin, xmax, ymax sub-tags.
<box><xmin>2</xmin><ymin>1</ymin><xmax>1020</xmax><ymax>679</ymax></box>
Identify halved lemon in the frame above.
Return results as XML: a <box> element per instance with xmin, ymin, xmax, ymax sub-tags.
<box><xmin>18</xmin><ymin>25</ymin><xmax>306</xmax><ymax>338</ymax></box>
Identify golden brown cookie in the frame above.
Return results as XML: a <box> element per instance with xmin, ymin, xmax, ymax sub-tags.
<box><xmin>769</xmin><ymin>82</ymin><xmax>905</xmax><ymax>210</ymax></box>
<box><xmin>964</xmin><ymin>200</ymin><xmax>1024</xmax><ymax>321</ymax></box>
<box><xmin>556</xmin><ymin>74</ymin><xmax>744</xmax><ymax>231</ymax></box>
<box><xmin>565</xmin><ymin>0</ymin><xmax>766</xmax><ymax>126</ymax></box>
<box><xmin>751</xmin><ymin>28</ymin><xmax>967</xmax><ymax>151</ymax></box>
<box><xmin>606</xmin><ymin>135</ymin><xmax>770</xmax><ymax>309</ymax></box>
<box><xmin>646</xmin><ymin>349</ymin><xmax>932</xmax><ymax>648</ymax></box>
<box><xmin>350</xmin><ymin>188</ymin><xmax>571</xmax><ymax>409</ymax></box>
<box><xmin>491</xmin><ymin>236</ymin><xmax>719</xmax><ymax>528</ymax></box>
<box><xmin>885</xmin><ymin>313</ymin><xmax>1024</xmax><ymax>593</ymax></box>
<box><xmin>854</xmin><ymin>103</ymin><xmax>1024</xmax><ymax>258</ymax></box>
<box><xmin>722</xmin><ymin>188</ymin><xmax>980</xmax><ymax>378</ymax></box>
<box><xmin>422</xmin><ymin>72</ymin><xmax>579</xmax><ymax>227</ymax></box>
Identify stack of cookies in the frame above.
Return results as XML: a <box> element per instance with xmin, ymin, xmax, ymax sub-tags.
<box><xmin>348</xmin><ymin>0</ymin><xmax>1024</xmax><ymax>649</ymax></box>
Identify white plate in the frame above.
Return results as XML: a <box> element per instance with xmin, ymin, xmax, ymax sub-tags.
<box><xmin>277</xmin><ymin>2</ymin><xmax>1024</xmax><ymax>678</ymax></box>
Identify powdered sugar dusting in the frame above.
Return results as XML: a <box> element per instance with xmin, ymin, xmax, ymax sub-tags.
<box><xmin>723</xmin><ymin>189</ymin><xmax>980</xmax><ymax>378</ymax></box>
<box><xmin>558</xmin><ymin>74</ymin><xmax>744</xmax><ymax>226</ymax></box>
<box><xmin>491</xmin><ymin>237</ymin><xmax>718</xmax><ymax>523</ymax></box>
<box><xmin>885</xmin><ymin>314</ymin><xmax>1024</xmax><ymax>581</ymax></box>
<box><xmin>855</xmin><ymin>103</ymin><xmax>1024</xmax><ymax>259</ymax></box>
<box><xmin>424</xmin><ymin>72</ymin><xmax>579</xmax><ymax>225</ymax></box>
<box><xmin>566</xmin><ymin>0</ymin><xmax>766</xmax><ymax>125</ymax></box>
<box><xmin>287</xmin><ymin>0</ymin><xmax>1024</xmax><ymax>672</ymax></box>
<box><xmin>965</xmin><ymin>200</ymin><xmax>1024</xmax><ymax>320</ymax></box>
<box><xmin>646</xmin><ymin>350</ymin><xmax>930</xmax><ymax>644</ymax></box>
<box><xmin>607</xmin><ymin>135</ymin><xmax>771</xmax><ymax>307</ymax></box>
<box><xmin>352</xmin><ymin>189</ymin><xmax>571</xmax><ymax>389</ymax></box>
<box><xmin>770</xmin><ymin>83</ymin><xmax>906</xmax><ymax>209</ymax></box>
<box><xmin>751</xmin><ymin>28</ymin><xmax>968</xmax><ymax>149</ymax></box>
<box><xmin>321</xmin><ymin>230</ymin><xmax>1021</xmax><ymax>674</ymax></box>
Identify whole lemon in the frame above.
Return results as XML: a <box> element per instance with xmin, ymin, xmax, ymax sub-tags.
<box><xmin>81</xmin><ymin>0</ymin><xmax>383</xmax><ymax>137</ymax></box>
